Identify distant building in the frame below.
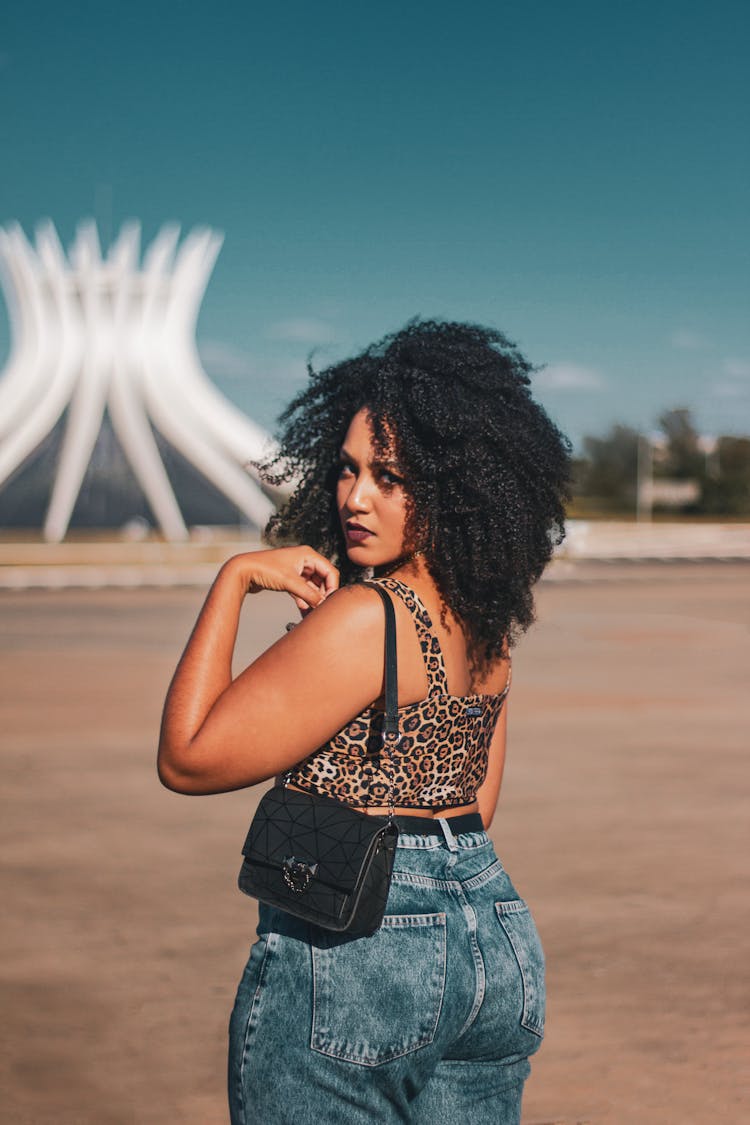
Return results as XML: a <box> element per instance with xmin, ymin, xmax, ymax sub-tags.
<box><xmin>0</xmin><ymin>220</ymin><xmax>277</xmax><ymax>539</ymax></box>
<box><xmin>639</xmin><ymin>478</ymin><xmax>701</xmax><ymax>509</ymax></box>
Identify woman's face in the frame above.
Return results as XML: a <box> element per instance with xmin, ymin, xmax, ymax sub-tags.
<box><xmin>336</xmin><ymin>408</ymin><xmax>410</xmax><ymax>568</ymax></box>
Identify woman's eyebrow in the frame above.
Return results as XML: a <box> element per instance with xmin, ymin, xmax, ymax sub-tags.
<box><xmin>338</xmin><ymin>447</ymin><xmax>401</xmax><ymax>471</ymax></box>
<box><xmin>371</xmin><ymin>457</ymin><xmax>402</xmax><ymax>470</ymax></box>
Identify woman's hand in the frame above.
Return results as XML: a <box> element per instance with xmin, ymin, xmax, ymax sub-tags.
<box><xmin>227</xmin><ymin>545</ymin><xmax>340</xmax><ymax>616</ymax></box>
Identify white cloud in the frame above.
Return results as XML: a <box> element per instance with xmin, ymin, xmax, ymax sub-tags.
<box><xmin>267</xmin><ymin>318</ymin><xmax>337</xmax><ymax>345</ymax></box>
<box><xmin>671</xmin><ymin>329</ymin><xmax>709</xmax><ymax>351</ymax></box>
<box><xmin>723</xmin><ymin>357</ymin><xmax>750</xmax><ymax>379</ymax></box>
<box><xmin>534</xmin><ymin>363</ymin><xmax>606</xmax><ymax>391</ymax></box>
<box><xmin>198</xmin><ymin>340</ymin><xmax>258</xmax><ymax>380</ymax></box>
<box><xmin>713</xmin><ymin>381</ymin><xmax>750</xmax><ymax>399</ymax></box>
<box><xmin>198</xmin><ymin>340</ymin><xmax>309</xmax><ymax>392</ymax></box>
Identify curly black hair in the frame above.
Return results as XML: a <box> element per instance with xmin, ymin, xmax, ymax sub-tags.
<box><xmin>259</xmin><ymin>319</ymin><xmax>572</xmax><ymax>669</ymax></box>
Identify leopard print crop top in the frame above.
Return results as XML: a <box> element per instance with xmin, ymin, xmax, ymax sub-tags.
<box><xmin>285</xmin><ymin>577</ymin><xmax>511</xmax><ymax>810</ymax></box>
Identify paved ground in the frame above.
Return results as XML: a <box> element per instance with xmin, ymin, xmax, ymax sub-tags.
<box><xmin>1</xmin><ymin>563</ymin><xmax>748</xmax><ymax>1124</ymax></box>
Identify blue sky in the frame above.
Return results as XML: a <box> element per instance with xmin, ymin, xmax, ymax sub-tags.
<box><xmin>1</xmin><ymin>1</ymin><xmax>748</xmax><ymax>450</ymax></box>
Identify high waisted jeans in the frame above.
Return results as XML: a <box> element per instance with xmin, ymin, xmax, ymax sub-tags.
<box><xmin>228</xmin><ymin>821</ymin><xmax>545</xmax><ymax>1124</ymax></box>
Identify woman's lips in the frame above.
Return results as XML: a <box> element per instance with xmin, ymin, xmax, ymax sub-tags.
<box><xmin>345</xmin><ymin>523</ymin><xmax>373</xmax><ymax>544</ymax></box>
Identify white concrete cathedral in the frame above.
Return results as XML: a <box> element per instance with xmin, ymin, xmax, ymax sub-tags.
<box><xmin>0</xmin><ymin>219</ymin><xmax>276</xmax><ymax>540</ymax></box>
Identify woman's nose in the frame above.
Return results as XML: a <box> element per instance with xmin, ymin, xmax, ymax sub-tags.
<box><xmin>344</xmin><ymin>474</ymin><xmax>372</xmax><ymax>512</ymax></box>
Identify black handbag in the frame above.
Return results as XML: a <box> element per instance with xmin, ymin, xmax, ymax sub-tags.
<box><xmin>237</xmin><ymin>582</ymin><xmax>400</xmax><ymax>937</ymax></box>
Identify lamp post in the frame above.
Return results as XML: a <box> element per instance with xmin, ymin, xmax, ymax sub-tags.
<box><xmin>697</xmin><ymin>434</ymin><xmax>719</xmax><ymax>480</ymax></box>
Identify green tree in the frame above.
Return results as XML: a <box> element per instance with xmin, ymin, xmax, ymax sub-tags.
<box><xmin>657</xmin><ymin>408</ymin><xmax>704</xmax><ymax>480</ymax></box>
<box><xmin>700</xmin><ymin>437</ymin><xmax>750</xmax><ymax>515</ymax></box>
<box><xmin>578</xmin><ymin>424</ymin><xmax>640</xmax><ymax>510</ymax></box>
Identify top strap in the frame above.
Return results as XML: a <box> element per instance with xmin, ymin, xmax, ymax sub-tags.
<box><xmin>371</xmin><ymin>577</ymin><xmax>449</xmax><ymax>696</ymax></box>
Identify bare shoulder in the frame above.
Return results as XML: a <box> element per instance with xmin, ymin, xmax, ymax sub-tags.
<box><xmin>267</xmin><ymin>580</ymin><xmax>386</xmax><ymax>664</ymax></box>
<box><xmin>301</xmin><ymin>580</ymin><xmax>385</xmax><ymax>628</ymax></box>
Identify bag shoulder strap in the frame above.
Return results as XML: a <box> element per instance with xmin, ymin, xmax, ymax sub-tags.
<box><xmin>361</xmin><ymin>581</ymin><xmax>398</xmax><ymax>742</ymax></box>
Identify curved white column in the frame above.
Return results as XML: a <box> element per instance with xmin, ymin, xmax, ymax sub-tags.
<box><xmin>45</xmin><ymin>224</ymin><xmax>112</xmax><ymax>539</ymax></box>
<box><xmin>0</xmin><ymin>225</ymin><xmax>59</xmax><ymax>443</ymax></box>
<box><xmin>105</xmin><ymin>222</ymin><xmax>188</xmax><ymax>540</ymax></box>
<box><xmin>0</xmin><ymin>227</ymin><xmax>83</xmax><ymax>487</ymax></box>
<box><xmin>163</xmin><ymin>230</ymin><xmax>273</xmax><ymax>468</ymax></box>
<box><xmin>0</xmin><ymin>229</ymin><xmax>36</xmax><ymax>440</ymax></box>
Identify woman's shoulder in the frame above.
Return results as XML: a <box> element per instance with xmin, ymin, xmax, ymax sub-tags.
<box><xmin>327</xmin><ymin>579</ymin><xmax>388</xmax><ymax>612</ymax></box>
<box><xmin>293</xmin><ymin>580</ymin><xmax>387</xmax><ymax>642</ymax></box>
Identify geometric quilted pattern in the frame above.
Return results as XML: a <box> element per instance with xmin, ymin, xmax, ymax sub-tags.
<box><xmin>239</xmin><ymin>786</ymin><xmax>399</xmax><ymax>936</ymax></box>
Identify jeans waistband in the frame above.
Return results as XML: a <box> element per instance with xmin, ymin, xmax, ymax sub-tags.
<box><xmin>393</xmin><ymin>812</ymin><xmax>484</xmax><ymax>836</ymax></box>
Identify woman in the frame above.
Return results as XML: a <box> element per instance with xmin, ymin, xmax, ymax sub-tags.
<box><xmin>158</xmin><ymin>319</ymin><xmax>571</xmax><ymax>1123</ymax></box>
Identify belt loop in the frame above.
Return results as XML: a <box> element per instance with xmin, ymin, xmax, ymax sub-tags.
<box><xmin>438</xmin><ymin>817</ymin><xmax>459</xmax><ymax>852</ymax></box>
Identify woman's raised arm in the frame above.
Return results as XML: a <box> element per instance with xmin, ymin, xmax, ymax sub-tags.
<box><xmin>157</xmin><ymin>547</ymin><xmax>387</xmax><ymax>795</ymax></box>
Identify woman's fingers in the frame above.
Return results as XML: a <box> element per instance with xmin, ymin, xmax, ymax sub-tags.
<box><xmin>231</xmin><ymin>546</ymin><xmax>339</xmax><ymax>606</ymax></box>
<box><xmin>298</xmin><ymin>551</ymin><xmax>340</xmax><ymax>595</ymax></box>
<box><xmin>286</xmin><ymin>574</ymin><xmax>327</xmax><ymax>610</ymax></box>
<box><xmin>287</xmin><ymin>549</ymin><xmax>340</xmax><ymax>615</ymax></box>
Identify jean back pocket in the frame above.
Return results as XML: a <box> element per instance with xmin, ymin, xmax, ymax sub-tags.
<box><xmin>311</xmin><ymin>912</ymin><xmax>446</xmax><ymax>1066</ymax></box>
<box><xmin>494</xmin><ymin>899</ymin><xmax>546</xmax><ymax>1037</ymax></box>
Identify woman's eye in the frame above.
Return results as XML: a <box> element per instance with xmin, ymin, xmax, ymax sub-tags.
<box><xmin>337</xmin><ymin>461</ymin><xmax>355</xmax><ymax>478</ymax></box>
<box><xmin>380</xmin><ymin>469</ymin><xmax>404</xmax><ymax>487</ymax></box>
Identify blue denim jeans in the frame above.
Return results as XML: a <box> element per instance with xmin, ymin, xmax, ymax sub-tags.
<box><xmin>228</xmin><ymin>821</ymin><xmax>545</xmax><ymax>1124</ymax></box>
